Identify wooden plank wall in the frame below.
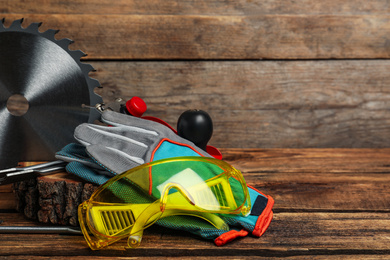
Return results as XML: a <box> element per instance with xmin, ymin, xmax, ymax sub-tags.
<box><xmin>2</xmin><ymin>1</ymin><xmax>390</xmax><ymax>148</ymax></box>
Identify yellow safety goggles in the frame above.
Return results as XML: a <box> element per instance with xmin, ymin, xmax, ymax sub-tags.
<box><xmin>78</xmin><ymin>156</ymin><xmax>251</xmax><ymax>250</ymax></box>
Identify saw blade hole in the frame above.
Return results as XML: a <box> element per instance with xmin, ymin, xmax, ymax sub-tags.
<box><xmin>6</xmin><ymin>94</ymin><xmax>29</xmax><ymax>116</ymax></box>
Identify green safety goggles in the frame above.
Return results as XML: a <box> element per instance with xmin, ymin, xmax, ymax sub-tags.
<box><xmin>78</xmin><ymin>156</ymin><xmax>251</xmax><ymax>250</ymax></box>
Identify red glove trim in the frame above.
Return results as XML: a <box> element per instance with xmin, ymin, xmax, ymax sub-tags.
<box><xmin>214</xmin><ymin>229</ymin><xmax>249</xmax><ymax>246</ymax></box>
<box><xmin>248</xmin><ymin>185</ymin><xmax>274</xmax><ymax>237</ymax></box>
<box><xmin>150</xmin><ymin>138</ymin><xmax>205</xmax><ymax>161</ymax></box>
<box><xmin>214</xmin><ymin>185</ymin><xmax>274</xmax><ymax>246</ymax></box>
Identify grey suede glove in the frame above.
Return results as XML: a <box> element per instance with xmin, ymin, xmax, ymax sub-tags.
<box><xmin>58</xmin><ymin>111</ymin><xmax>211</xmax><ymax>179</ymax></box>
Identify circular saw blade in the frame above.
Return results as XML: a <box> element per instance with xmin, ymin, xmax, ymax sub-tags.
<box><xmin>0</xmin><ymin>19</ymin><xmax>102</xmax><ymax>169</ymax></box>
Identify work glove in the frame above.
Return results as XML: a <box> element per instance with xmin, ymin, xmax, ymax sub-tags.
<box><xmin>56</xmin><ymin>111</ymin><xmax>273</xmax><ymax>245</ymax></box>
<box><xmin>55</xmin><ymin>142</ymin><xmax>113</xmax><ymax>185</ymax></box>
<box><xmin>56</xmin><ymin>110</ymin><xmax>211</xmax><ymax>184</ymax></box>
<box><xmin>58</xmin><ymin>110</ymin><xmax>210</xmax><ymax>177</ymax></box>
<box><xmin>157</xmin><ymin>185</ymin><xmax>274</xmax><ymax>246</ymax></box>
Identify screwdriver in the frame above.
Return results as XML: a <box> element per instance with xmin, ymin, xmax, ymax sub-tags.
<box><xmin>0</xmin><ymin>160</ymin><xmax>66</xmax><ymax>186</ymax></box>
<box><xmin>0</xmin><ymin>225</ymin><xmax>81</xmax><ymax>234</ymax></box>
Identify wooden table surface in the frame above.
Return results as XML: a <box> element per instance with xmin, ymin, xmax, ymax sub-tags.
<box><xmin>1</xmin><ymin>148</ymin><xmax>390</xmax><ymax>259</ymax></box>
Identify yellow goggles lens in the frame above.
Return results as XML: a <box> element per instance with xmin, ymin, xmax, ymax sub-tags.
<box><xmin>78</xmin><ymin>156</ymin><xmax>251</xmax><ymax>250</ymax></box>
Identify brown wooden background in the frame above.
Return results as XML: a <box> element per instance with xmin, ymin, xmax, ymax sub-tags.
<box><xmin>2</xmin><ymin>0</ymin><xmax>390</xmax><ymax>148</ymax></box>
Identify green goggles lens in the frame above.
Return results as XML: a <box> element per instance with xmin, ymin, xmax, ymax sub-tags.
<box><xmin>79</xmin><ymin>156</ymin><xmax>251</xmax><ymax>250</ymax></box>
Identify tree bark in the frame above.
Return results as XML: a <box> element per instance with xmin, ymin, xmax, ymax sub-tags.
<box><xmin>13</xmin><ymin>172</ymin><xmax>98</xmax><ymax>226</ymax></box>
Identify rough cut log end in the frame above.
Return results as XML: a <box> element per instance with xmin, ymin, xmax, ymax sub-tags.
<box><xmin>13</xmin><ymin>171</ymin><xmax>98</xmax><ymax>226</ymax></box>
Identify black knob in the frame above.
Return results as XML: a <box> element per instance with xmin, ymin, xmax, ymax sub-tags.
<box><xmin>177</xmin><ymin>109</ymin><xmax>213</xmax><ymax>151</ymax></box>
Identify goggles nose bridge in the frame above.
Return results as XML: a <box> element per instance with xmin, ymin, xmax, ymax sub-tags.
<box><xmin>160</xmin><ymin>182</ymin><xmax>195</xmax><ymax>211</ymax></box>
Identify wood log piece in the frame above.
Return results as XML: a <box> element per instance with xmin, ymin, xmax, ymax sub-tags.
<box><xmin>12</xmin><ymin>164</ymin><xmax>98</xmax><ymax>226</ymax></box>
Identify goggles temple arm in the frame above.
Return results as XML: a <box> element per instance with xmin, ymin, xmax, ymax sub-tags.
<box><xmin>127</xmin><ymin>202</ymin><xmax>229</xmax><ymax>248</ymax></box>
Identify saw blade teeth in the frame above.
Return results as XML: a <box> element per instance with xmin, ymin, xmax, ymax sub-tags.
<box><xmin>79</xmin><ymin>63</ymin><xmax>96</xmax><ymax>79</ymax></box>
<box><xmin>9</xmin><ymin>18</ymin><xmax>24</xmax><ymax>30</ymax></box>
<box><xmin>70</xmin><ymin>50</ymin><xmax>87</xmax><ymax>60</ymax></box>
<box><xmin>41</xmin><ymin>28</ymin><xmax>60</xmax><ymax>39</ymax></box>
<box><xmin>25</xmin><ymin>22</ymin><xmax>43</xmax><ymax>33</ymax></box>
<box><xmin>89</xmin><ymin>78</ymin><xmax>101</xmax><ymax>89</ymax></box>
<box><xmin>82</xmin><ymin>63</ymin><xmax>95</xmax><ymax>72</ymax></box>
<box><xmin>57</xmin><ymin>38</ymin><xmax>74</xmax><ymax>49</ymax></box>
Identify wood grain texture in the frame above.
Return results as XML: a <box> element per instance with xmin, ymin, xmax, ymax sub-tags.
<box><xmin>0</xmin><ymin>212</ymin><xmax>389</xmax><ymax>257</ymax></box>
<box><xmin>221</xmin><ymin>148</ymin><xmax>390</xmax><ymax>211</ymax></box>
<box><xmin>1</xmin><ymin>14</ymin><xmax>390</xmax><ymax>59</ymax></box>
<box><xmin>3</xmin><ymin>0</ymin><xmax>390</xmax><ymax>15</ymax></box>
<box><xmin>90</xmin><ymin>60</ymin><xmax>390</xmax><ymax>148</ymax></box>
<box><xmin>0</xmin><ymin>192</ymin><xmax>16</xmax><ymax>210</ymax></box>
<box><xmin>1</xmin><ymin>149</ymin><xmax>390</xmax><ymax>258</ymax></box>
